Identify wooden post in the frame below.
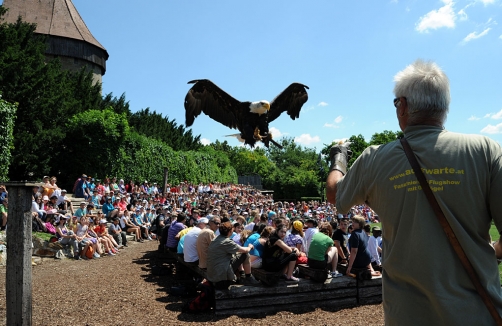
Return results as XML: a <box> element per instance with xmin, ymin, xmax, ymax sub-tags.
<box><xmin>4</xmin><ymin>181</ymin><xmax>39</xmax><ymax>326</ymax></box>
<box><xmin>162</xmin><ymin>168</ymin><xmax>169</xmax><ymax>194</ymax></box>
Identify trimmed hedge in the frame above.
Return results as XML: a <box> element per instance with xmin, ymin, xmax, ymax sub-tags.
<box><xmin>116</xmin><ymin>132</ymin><xmax>237</xmax><ymax>185</ymax></box>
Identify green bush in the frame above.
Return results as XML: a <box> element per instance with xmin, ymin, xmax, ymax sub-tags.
<box><xmin>0</xmin><ymin>97</ymin><xmax>17</xmax><ymax>181</ymax></box>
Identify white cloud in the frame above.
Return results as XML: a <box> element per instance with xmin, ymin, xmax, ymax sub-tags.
<box><xmin>458</xmin><ymin>9</ymin><xmax>468</xmax><ymax>21</ymax></box>
<box><xmin>416</xmin><ymin>0</ymin><xmax>456</xmax><ymax>33</ymax></box>
<box><xmin>200</xmin><ymin>138</ymin><xmax>211</xmax><ymax>145</ymax></box>
<box><xmin>491</xmin><ymin>109</ymin><xmax>502</xmax><ymax>119</ymax></box>
<box><xmin>481</xmin><ymin>123</ymin><xmax>502</xmax><ymax>134</ymax></box>
<box><xmin>468</xmin><ymin>115</ymin><xmax>481</xmax><ymax>120</ymax></box>
<box><xmin>294</xmin><ymin>134</ymin><xmax>320</xmax><ymax>145</ymax></box>
<box><xmin>462</xmin><ymin>27</ymin><xmax>491</xmax><ymax>43</ymax></box>
<box><xmin>484</xmin><ymin>109</ymin><xmax>502</xmax><ymax>119</ymax></box>
<box><xmin>318</xmin><ymin>102</ymin><xmax>328</xmax><ymax>107</ymax></box>
<box><xmin>324</xmin><ymin>116</ymin><xmax>343</xmax><ymax>128</ymax></box>
<box><xmin>479</xmin><ymin>0</ymin><xmax>495</xmax><ymax>5</ymax></box>
<box><xmin>500</xmin><ymin>34</ymin><xmax>502</xmax><ymax>39</ymax></box>
<box><xmin>269</xmin><ymin>127</ymin><xmax>283</xmax><ymax>138</ymax></box>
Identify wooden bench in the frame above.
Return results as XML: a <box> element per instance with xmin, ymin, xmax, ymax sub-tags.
<box><xmin>297</xmin><ymin>264</ymin><xmax>328</xmax><ymax>283</ymax></box>
<box><xmin>337</xmin><ymin>264</ymin><xmax>372</xmax><ymax>280</ymax></box>
<box><xmin>251</xmin><ymin>268</ymin><xmax>281</xmax><ymax>286</ymax></box>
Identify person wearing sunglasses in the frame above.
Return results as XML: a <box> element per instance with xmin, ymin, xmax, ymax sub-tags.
<box><xmin>326</xmin><ymin>60</ymin><xmax>502</xmax><ymax>325</ymax></box>
<box><xmin>195</xmin><ymin>215</ymin><xmax>220</xmax><ymax>270</ymax></box>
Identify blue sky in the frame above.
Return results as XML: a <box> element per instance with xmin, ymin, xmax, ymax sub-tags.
<box><xmin>4</xmin><ymin>0</ymin><xmax>502</xmax><ymax>149</ymax></box>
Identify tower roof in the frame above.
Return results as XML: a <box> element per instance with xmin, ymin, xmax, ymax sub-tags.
<box><xmin>1</xmin><ymin>0</ymin><xmax>107</xmax><ymax>54</ymax></box>
<box><xmin>2</xmin><ymin>0</ymin><xmax>108</xmax><ymax>75</ymax></box>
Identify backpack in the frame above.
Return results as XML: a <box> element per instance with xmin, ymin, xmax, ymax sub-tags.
<box><xmin>85</xmin><ymin>245</ymin><xmax>94</xmax><ymax>259</ymax></box>
<box><xmin>181</xmin><ymin>281</ymin><xmax>215</xmax><ymax>313</ymax></box>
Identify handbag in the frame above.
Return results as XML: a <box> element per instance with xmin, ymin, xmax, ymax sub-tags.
<box><xmin>400</xmin><ymin>137</ymin><xmax>502</xmax><ymax>325</ymax></box>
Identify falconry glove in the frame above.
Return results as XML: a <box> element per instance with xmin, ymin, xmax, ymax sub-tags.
<box><xmin>329</xmin><ymin>142</ymin><xmax>352</xmax><ymax>175</ymax></box>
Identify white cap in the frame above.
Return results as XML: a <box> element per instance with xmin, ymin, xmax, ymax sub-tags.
<box><xmin>198</xmin><ymin>217</ymin><xmax>209</xmax><ymax>224</ymax></box>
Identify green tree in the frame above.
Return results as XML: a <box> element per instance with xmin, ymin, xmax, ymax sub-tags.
<box><xmin>128</xmin><ymin>108</ymin><xmax>202</xmax><ymax>151</ymax></box>
<box><xmin>61</xmin><ymin>109</ymin><xmax>129</xmax><ymax>182</ymax></box>
<box><xmin>265</xmin><ymin>138</ymin><xmax>319</xmax><ymax>199</ymax></box>
<box><xmin>369</xmin><ymin>130</ymin><xmax>403</xmax><ymax>146</ymax></box>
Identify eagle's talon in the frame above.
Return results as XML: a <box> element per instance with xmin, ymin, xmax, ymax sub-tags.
<box><xmin>253</xmin><ymin>127</ymin><xmax>262</xmax><ymax>140</ymax></box>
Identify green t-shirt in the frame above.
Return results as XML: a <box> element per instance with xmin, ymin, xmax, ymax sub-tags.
<box><xmin>307</xmin><ymin>232</ymin><xmax>333</xmax><ymax>261</ymax></box>
<box><xmin>336</xmin><ymin>125</ymin><xmax>502</xmax><ymax>325</ymax></box>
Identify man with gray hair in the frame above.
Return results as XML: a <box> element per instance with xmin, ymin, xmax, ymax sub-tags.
<box><xmin>326</xmin><ymin>60</ymin><xmax>502</xmax><ymax>325</ymax></box>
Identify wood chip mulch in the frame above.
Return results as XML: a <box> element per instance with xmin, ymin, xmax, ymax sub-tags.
<box><xmin>0</xmin><ymin>240</ymin><xmax>384</xmax><ymax>325</ymax></box>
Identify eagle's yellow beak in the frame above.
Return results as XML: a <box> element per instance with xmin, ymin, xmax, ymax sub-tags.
<box><xmin>263</xmin><ymin>102</ymin><xmax>270</xmax><ymax>111</ymax></box>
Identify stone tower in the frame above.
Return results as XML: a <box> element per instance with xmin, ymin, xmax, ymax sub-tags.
<box><xmin>1</xmin><ymin>0</ymin><xmax>108</xmax><ymax>85</ymax></box>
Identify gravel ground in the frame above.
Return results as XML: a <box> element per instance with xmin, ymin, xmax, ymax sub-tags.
<box><xmin>0</xmin><ymin>240</ymin><xmax>384</xmax><ymax>326</ymax></box>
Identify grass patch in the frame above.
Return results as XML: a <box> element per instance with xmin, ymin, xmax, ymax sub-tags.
<box><xmin>33</xmin><ymin>232</ymin><xmax>53</xmax><ymax>242</ymax></box>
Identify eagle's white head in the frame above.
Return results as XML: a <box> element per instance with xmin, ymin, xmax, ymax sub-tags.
<box><xmin>249</xmin><ymin>101</ymin><xmax>271</xmax><ymax>115</ymax></box>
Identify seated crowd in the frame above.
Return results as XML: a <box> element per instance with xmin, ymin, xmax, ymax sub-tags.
<box><xmin>0</xmin><ymin>177</ymin><xmax>382</xmax><ymax>276</ymax></box>
<box><xmin>159</xmin><ymin>188</ymin><xmax>383</xmax><ymax>288</ymax></box>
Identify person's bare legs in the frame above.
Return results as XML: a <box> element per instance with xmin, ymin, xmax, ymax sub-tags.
<box><xmin>285</xmin><ymin>260</ymin><xmax>296</xmax><ymax>278</ymax></box>
<box><xmin>243</xmin><ymin>256</ymin><xmax>251</xmax><ymax>274</ymax></box>
<box><xmin>327</xmin><ymin>247</ymin><xmax>339</xmax><ymax>273</ymax></box>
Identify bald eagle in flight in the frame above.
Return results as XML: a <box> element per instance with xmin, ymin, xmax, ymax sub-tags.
<box><xmin>184</xmin><ymin>79</ymin><xmax>309</xmax><ymax>148</ymax></box>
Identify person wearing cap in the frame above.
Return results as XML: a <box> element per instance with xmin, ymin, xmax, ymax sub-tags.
<box><xmin>102</xmin><ymin>196</ymin><xmax>119</xmax><ymax>221</ymax></box>
<box><xmin>55</xmin><ymin>189</ymin><xmax>71</xmax><ymax>212</ymax></box>
<box><xmin>285</xmin><ymin>220</ymin><xmax>305</xmax><ymax>254</ymax></box>
<box><xmin>95</xmin><ymin>216</ymin><xmax>122</xmax><ymax>250</ymax></box>
<box><xmin>55</xmin><ymin>215</ymin><xmax>80</xmax><ymax>259</ymax></box>
<box><xmin>150</xmin><ymin>182</ymin><xmax>159</xmax><ymax>195</ymax></box>
<box><xmin>244</xmin><ymin>210</ymin><xmax>259</xmax><ymax>231</ymax></box>
<box><xmin>182</xmin><ymin>217</ymin><xmax>209</xmax><ymax>265</ymax></box>
<box><xmin>132</xmin><ymin>206</ymin><xmax>152</xmax><ymax>241</ymax></box>
<box><xmin>87</xmin><ymin>219</ymin><xmax>117</xmax><ymax>256</ymax></box>
<box><xmin>196</xmin><ymin>215</ymin><xmax>221</xmax><ymax>269</ymax></box>
<box><xmin>75</xmin><ymin>201</ymin><xmax>87</xmax><ymax>222</ymax></box>
<box><xmin>368</xmin><ymin>226</ymin><xmax>382</xmax><ymax>271</ymax></box>
<box><xmin>141</xmin><ymin>181</ymin><xmax>149</xmax><ymax>194</ymax></box>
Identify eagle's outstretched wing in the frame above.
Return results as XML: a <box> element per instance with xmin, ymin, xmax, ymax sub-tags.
<box><xmin>268</xmin><ymin>83</ymin><xmax>309</xmax><ymax>123</ymax></box>
<box><xmin>184</xmin><ymin>79</ymin><xmax>243</xmax><ymax>129</ymax></box>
